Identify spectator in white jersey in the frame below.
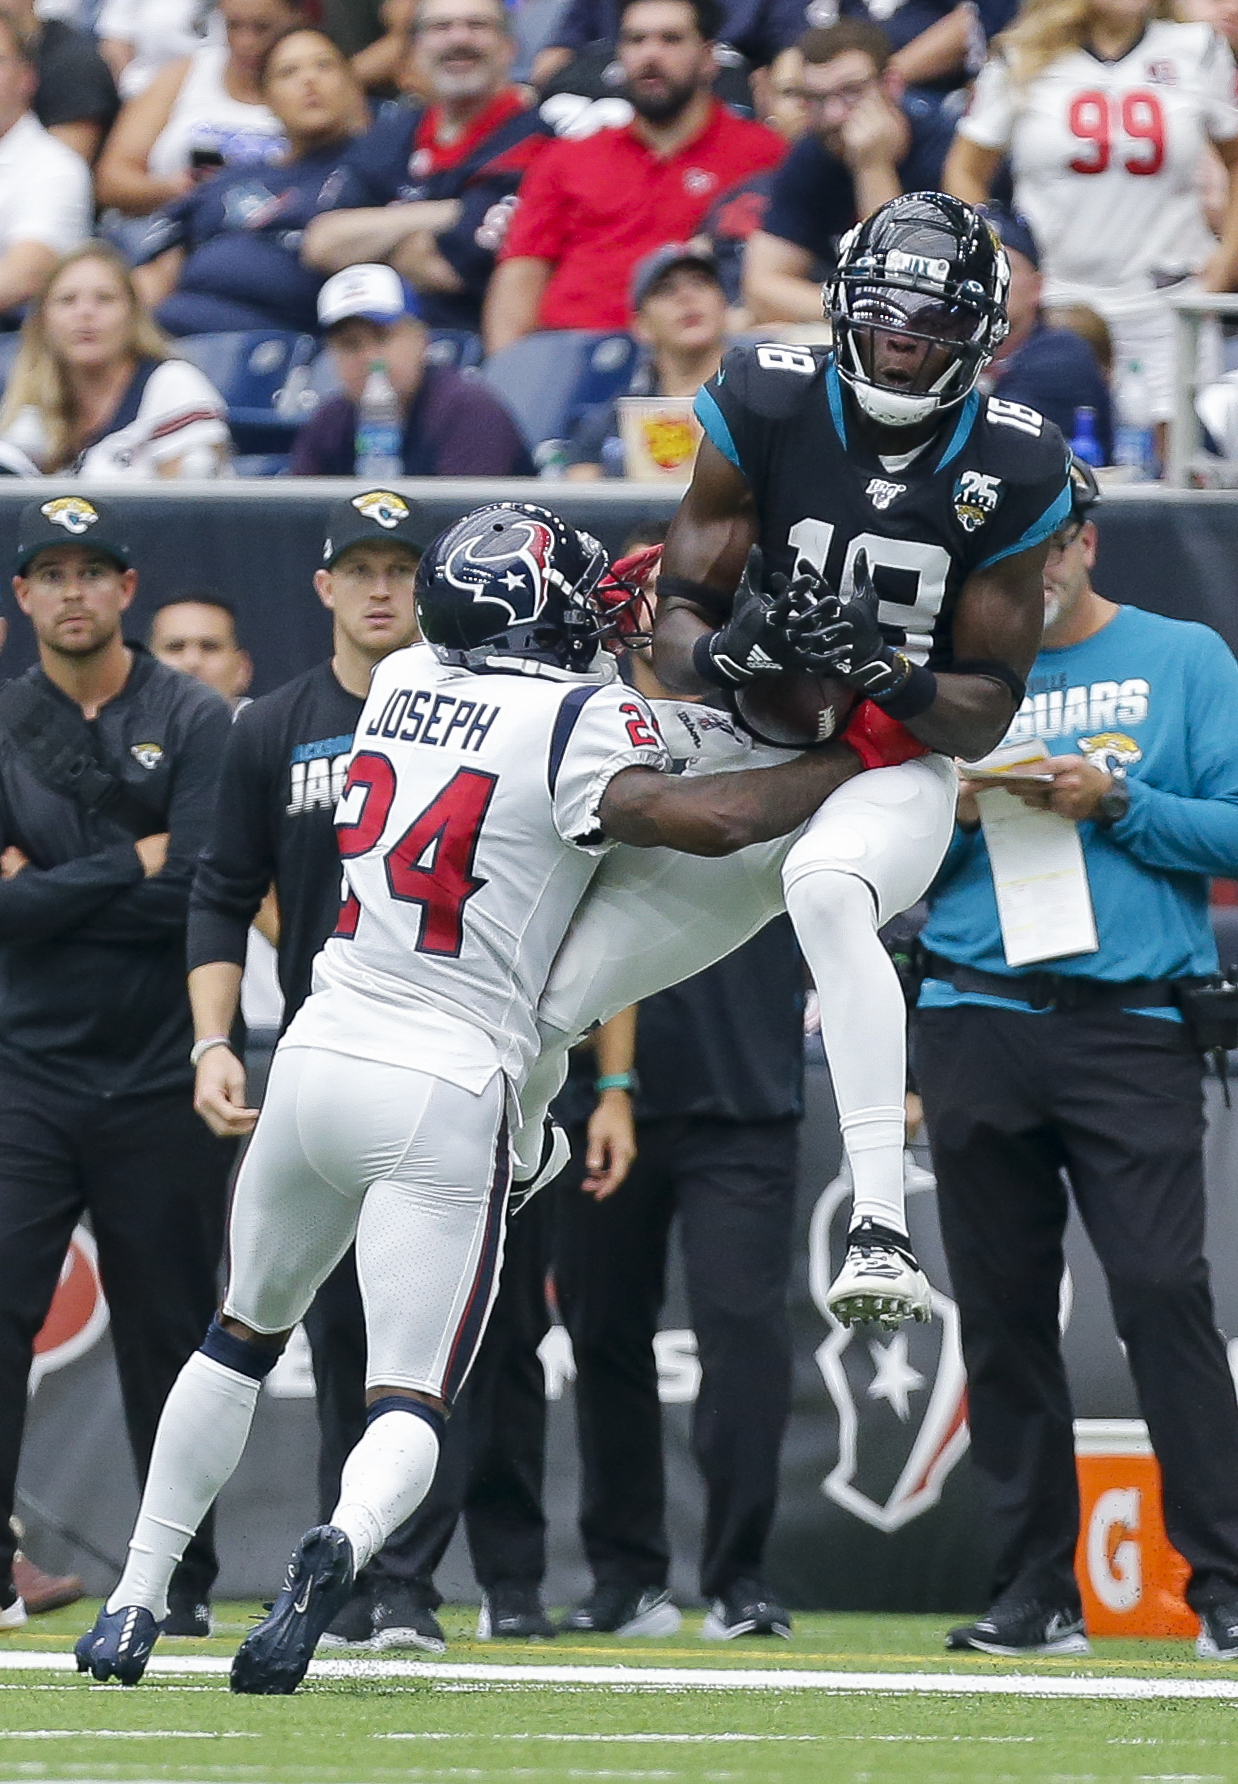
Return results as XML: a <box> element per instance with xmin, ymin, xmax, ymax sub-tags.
<box><xmin>0</xmin><ymin>242</ymin><xmax>231</xmax><ymax>479</ymax></box>
<box><xmin>944</xmin><ymin>0</ymin><xmax>1238</xmax><ymax>427</ymax></box>
<box><xmin>0</xmin><ymin>17</ymin><xmax>91</xmax><ymax>326</ymax></box>
<box><xmin>97</xmin><ymin>0</ymin><xmax>297</xmax><ymax>219</ymax></box>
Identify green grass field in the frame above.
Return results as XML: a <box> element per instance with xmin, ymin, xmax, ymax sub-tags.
<box><xmin>4</xmin><ymin>1604</ymin><xmax>1238</xmax><ymax>1784</ymax></box>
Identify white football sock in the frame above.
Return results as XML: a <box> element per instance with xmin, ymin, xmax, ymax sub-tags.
<box><xmin>106</xmin><ymin>1352</ymin><xmax>260</xmax><ymax>1620</ymax></box>
<box><xmin>784</xmin><ymin>867</ymin><xmax>909</xmax><ymax>1237</ymax></box>
<box><xmin>330</xmin><ymin>1409</ymin><xmax>441</xmax><ymax>1574</ymax></box>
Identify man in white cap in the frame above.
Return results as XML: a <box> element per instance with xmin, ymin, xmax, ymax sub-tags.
<box><xmin>289</xmin><ymin>263</ymin><xmax>533</xmax><ymax>477</ymax></box>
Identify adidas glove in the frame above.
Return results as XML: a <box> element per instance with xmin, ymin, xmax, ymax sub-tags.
<box><xmin>694</xmin><ymin>548</ymin><xmax>837</xmax><ymax>687</ymax></box>
<box><xmin>810</xmin><ymin>550</ymin><xmax>937</xmax><ymax>720</ymax></box>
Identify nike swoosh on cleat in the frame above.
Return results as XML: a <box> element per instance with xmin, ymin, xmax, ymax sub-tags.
<box><xmin>293</xmin><ymin>1581</ymin><xmax>312</xmax><ymax>1616</ymax></box>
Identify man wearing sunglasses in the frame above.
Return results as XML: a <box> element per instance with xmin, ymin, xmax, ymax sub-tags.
<box><xmin>913</xmin><ymin>457</ymin><xmax>1238</xmax><ymax>1660</ymax></box>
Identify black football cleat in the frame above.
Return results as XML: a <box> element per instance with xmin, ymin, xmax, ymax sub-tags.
<box><xmin>946</xmin><ymin>1599</ymin><xmax>1089</xmax><ymax>1656</ymax></box>
<box><xmin>230</xmin><ymin>1525</ymin><xmax>355</xmax><ymax>1695</ymax></box>
<box><xmin>74</xmin><ymin>1604</ymin><xmax>164</xmax><ymax>1684</ymax></box>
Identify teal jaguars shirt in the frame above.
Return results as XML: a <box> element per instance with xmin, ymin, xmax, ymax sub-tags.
<box><xmin>920</xmin><ymin>605</ymin><xmax>1238</xmax><ymax>1013</ymax></box>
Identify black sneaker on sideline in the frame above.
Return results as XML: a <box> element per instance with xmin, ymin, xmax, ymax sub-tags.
<box><xmin>230</xmin><ymin>1524</ymin><xmax>355</xmax><ymax>1695</ymax></box>
<box><xmin>318</xmin><ymin>1582</ymin><xmax>375</xmax><ymax>1651</ymax></box>
<box><xmin>371</xmin><ymin>1586</ymin><xmax>447</xmax><ymax>1654</ymax></box>
<box><xmin>558</xmin><ymin>1583</ymin><xmax>681</xmax><ymax>1637</ymax></box>
<box><xmin>477</xmin><ymin>1582</ymin><xmax>555</xmax><ymax>1640</ymax></box>
<box><xmin>164</xmin><ymin>1596</ymin><xmax>211</xmax><ymax>1637</ymax></box>
<box><xmin>701</xmin><ymin>1579</ymin><xmax>791</xmax><ymax>1641</ymax></box>
<box><xmin>946</xmin><ymin>1600</ymin><xmax>1090</xmax><ymax>1656</ymax></box>
<box><xmin>1197</xmin><ymin>1603</ymin><xmax>1238</xmax><ymax>1658</ymax></box>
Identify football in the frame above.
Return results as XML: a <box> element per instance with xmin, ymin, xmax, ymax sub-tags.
<box><xmin>731</xmin><ymin>671</ymin><xmax>859</xmax><ymax>750</ymax></box>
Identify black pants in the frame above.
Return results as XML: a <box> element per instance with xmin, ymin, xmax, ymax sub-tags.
<box><xmin>303</xmin><ymin>1186</ymin><xmax>553</xmax><ymax>1597</ymax></box>
<box><xmin>0</xmin><ymin>1061</ymin><xmax>232</xmax><ymax>1598</ymax></box>
<box><xmin>555</xmin><ymin>1116</ymin><xmax>798</xmax><ymax>1602</ymax></box>
<box><xmin>914</xmin><ymin>1003</ymin><xmax>1238</xmax><ymax>1614</ymax></box>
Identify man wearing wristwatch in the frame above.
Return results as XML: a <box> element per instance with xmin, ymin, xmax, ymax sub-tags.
<box><xmin>912</xmin><ymin>457</ymin><xmax>1238</xmax><ymax>1661</ymax></box>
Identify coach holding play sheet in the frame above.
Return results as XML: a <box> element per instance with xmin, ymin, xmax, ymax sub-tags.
<box><xmin>0</xmin><ymin>495</ymin><xmax>233</xmax><ymax>1636</ymax></box>
<box><xmin>914</xmin><ymin>459</ymin><xmax>1238</xmax><ymax>1662</ymax></box>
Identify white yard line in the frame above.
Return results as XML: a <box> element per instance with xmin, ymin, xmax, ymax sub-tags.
<box><xmin>3</xmin><ymin>1649</ymin><xmax>1238</xmax><ymax>1701</ymax></box>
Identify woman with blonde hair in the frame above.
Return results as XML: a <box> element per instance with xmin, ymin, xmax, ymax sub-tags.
<box><xmin>0</xmin><ymin>241</ymin><xmax>230</xmax><ymax>477</ymax></box>
<box><xmin>943</xmin><ymin>0</ymin><xmax>1238</xmax><ymax>427</ymax></box>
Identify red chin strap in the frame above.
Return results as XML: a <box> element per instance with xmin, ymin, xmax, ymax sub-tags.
<box><xmin>595</xmin><ymin>544</ymin><xmax>662</xmax><ymax>641</ymax></box>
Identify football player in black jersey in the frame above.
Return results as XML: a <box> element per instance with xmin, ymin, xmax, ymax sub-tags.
<box><xmin>515</xmin><ymin>193</ymin><xmax>1071</xmax><ymax>1333</ymax></box>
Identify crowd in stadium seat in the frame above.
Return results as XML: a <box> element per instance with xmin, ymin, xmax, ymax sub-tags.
<box><xmin>0</xmin><ymin>0</ymin><xmax>1234</xmax><ymax>476</ymax></box>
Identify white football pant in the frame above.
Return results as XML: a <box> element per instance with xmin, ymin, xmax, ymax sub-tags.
<box><xmin>225</xmin><ymin>1044</ymin><xmax>510</xmax><ymax>1399</ymax></box>
<box><xmin>521</xmin><ymin>751</ymin><xmax>958</xmax><ymax>1234</ymax></box>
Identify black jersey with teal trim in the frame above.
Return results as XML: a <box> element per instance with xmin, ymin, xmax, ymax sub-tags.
<box><xmin>694</xmin><ymin>344</ymin><xmax>1071</xmax><ymax>671</ymax></box>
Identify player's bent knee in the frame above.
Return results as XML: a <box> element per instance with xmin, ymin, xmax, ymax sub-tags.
<box><xmin>783</xmin><ymin>864</ymin><xmax>879</xmax><ymax>933</ymax></box>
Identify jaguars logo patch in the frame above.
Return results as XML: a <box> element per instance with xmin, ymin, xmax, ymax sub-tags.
<box><xmin>41</xmin><ymin>496</ymin><xmax>99</xmax><ymax>536</ymax></box>
<box><xmin>352</xmin><ymin>490</ymin><xmax>410</xmax><ymax>529</ymax></box>
<box><xmin>1079</xmin><ymin>732</ymin><xmax>1142</xmax><ymax>769</ymax></box>
<box><xmin>130</xmin><ymin>742</ymin><xmax>164</xmax><ymax>771</ymax></box>
<box><xmin>953</xmin><ymin>472</ymin><xmax>1003</xmax><ymax>533</ymax></box>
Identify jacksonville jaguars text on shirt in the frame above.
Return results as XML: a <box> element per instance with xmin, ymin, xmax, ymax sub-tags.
<box><xmin>1006</xmin><ymin>679</ymin><xmax>1151</xmax><ymax>741</ymax></box>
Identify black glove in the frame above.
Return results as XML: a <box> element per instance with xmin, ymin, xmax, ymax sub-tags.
<box><xmin>697</xmin><ymin>546</ymin><xmax>811</xmax><ymax>686</ymax></box>
<box><xmin>809</xmin><ymin>549</ymin><xmax>915</xmax><ymax>701</ymax></box>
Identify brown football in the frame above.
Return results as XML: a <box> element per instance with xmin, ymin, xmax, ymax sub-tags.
<box><xmin>731</xmin><ymin>671</ymin><xmax>859</xmax><ymax>749</ymax></box>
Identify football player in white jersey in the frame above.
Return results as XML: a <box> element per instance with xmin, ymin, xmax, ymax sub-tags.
<box><xmin>74</xmin><ymin>503</ymin><xmax>866</xmax><ymax>1696</ymax></box>
<box><xmin>945</xmin><ymin>0</ymin><xmax>1238</xmax><ymax>422</ymax></box>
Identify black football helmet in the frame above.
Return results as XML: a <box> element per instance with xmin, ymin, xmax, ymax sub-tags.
<box><xmin>415</xmin><ymin>502</ymin><xmax>615</xmax><ymax>673</ymax></box>
<box><xmin>826</xmin><ymin>192</ymin><xmax>1010</xmax><ymax>429</ymax></box>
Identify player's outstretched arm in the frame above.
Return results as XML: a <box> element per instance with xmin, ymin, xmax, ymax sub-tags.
<box><xmin>904</xmin><ymin>540</ymin><xmax>1048</xmax><ymax>761</ymax></box>
<box><xmin>598</xmin><ymin>743</ymin><xmax>863</xmax><ymax>857</ymax></box>
<box><xmin>653</xmin><ymin>439</ymin><xmax>757</xmax><ymax>696</ymax></box>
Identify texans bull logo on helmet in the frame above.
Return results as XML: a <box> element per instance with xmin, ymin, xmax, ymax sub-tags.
<box><xmin>441</xmin><ymin>512</ymin><xmax>562</xmax><ymax>628</ymax></box>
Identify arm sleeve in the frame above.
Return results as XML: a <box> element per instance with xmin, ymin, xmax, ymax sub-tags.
<box><xmin>0</xmin><ymin>833</ymin><xmax>146</xmax><ymax>944</ymax></box>
<box><xmin>954</xmin><ymin>54</ymin><xmax>1015</xmax><ymax>150</ymax></box>
<box><xmin>551</xmin><ymin>686</ymin><xmax>670</xmax><ymax>852</ymax></box>
<box><xmin>1104</xmin><ymin>632</ymin><xmax>1238</xmax><ymax>876</ymax></box>
<box><xmin>319</xmin><ymin>113</ymin><xmax>417</xmax><ymax>210</ymax></box>
<box><xmin>69</xmin><ymin>697</ymin><xmax>233</xmax><ymax>944</ymax></box>
<box><xmin>496</xmin><ymin>145</ymin><xmax>571</xmax><ymax>263</ymax></box>
<box><xmin>141</xmin><ymin>360</ymin><xmax>230</xmax><ymax>467</ymax></box>
<box><xmin>187</xmin><ymin>705</ymin><xmax>277</xmax><ymax>972</ymax></box>
<box><xmin>6</xmin><ymin>142</ymin><xmax>91</xmax><ymax>252</ymax></box>
<box><xmin>434</xmin><ymin>182</ymin><xmax>510</xmax><ymax>292</ymax></box>
<box><xmin>1202</xmin><ymin>28</ymin><xmax>1238</xmax><ymax>143</ymax></box>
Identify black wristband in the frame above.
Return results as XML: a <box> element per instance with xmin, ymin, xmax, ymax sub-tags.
<box><xmin>872</xmin><ymin>660</ymin><xmax>938</xmax><ymax>720</ymax></box>
<box><xmin>658</xmin><ymin>575</ymin><xmax>734</xmax><ymax>622</ymax></box>
<box><xmin>691</xmin><ymin>631</ymin><xmax>735</xmax><ymax>688</ymax></box>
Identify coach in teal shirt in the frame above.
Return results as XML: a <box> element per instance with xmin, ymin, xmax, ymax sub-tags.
<box><xmin>913</xmin><ymin>461</ymin><xmax>1238</xmax><ymax>1663</ymax></box>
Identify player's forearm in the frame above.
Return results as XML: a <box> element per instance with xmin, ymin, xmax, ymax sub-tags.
<box><xmin>600</xmin><ymin>746</ymin><xmax>864</xmax><ymax>855</ymax></box>
<box><xmin>189</xmin><ymin>960</ymin><xmax>243</xmax><ymax>1044</ymax></box>
<box><xmin>652</xmin><ymin>601</ymin><xmax>726</xmax><ymax>696</ymax></box>
<box><xmin>903</xmin><ymin>674</ymin><xmax>1019</xmax><ymax>760</ymax></box>
<box><xmin>592</xmin><ymin>1005</ymin><xmax>636</xmax><ymax>1076</ymax></box>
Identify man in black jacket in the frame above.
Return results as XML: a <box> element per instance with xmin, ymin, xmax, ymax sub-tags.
<box><xmin>0</xmin><ymin>494</ymin><xmax>232</xmax><ymax>1633</ymax></box>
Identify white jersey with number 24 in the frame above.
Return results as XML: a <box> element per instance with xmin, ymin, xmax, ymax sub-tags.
<box><xmin>283</xmin><ymin>644</ymin><xmax>668</xmax><ymax>1096</ymax></box>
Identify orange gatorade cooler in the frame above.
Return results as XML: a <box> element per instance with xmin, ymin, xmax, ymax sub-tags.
<box><xmin>1074</xmin><ymin>1419</ymin><xmax>1194</xmax><ymax>1638</ymax></box>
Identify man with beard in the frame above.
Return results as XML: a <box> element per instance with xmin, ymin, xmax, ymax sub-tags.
<box><xmin>483</xmin><ymin>0</ymin><xmax>784</xmax><ymax>349</ymax></box>
<box><xmin>301</xmin><ymin>0</ymin><xmax>551</xmax><ymax>334</ymax></box>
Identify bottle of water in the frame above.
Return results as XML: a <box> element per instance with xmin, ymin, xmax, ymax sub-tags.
<box><xmin>1069</xmin><ymin>405</ymin><xmax>1104</xmax><ymax>468</ymax></box>
<box><xmin>1114</xmin><ymin>360</ymin><xmax>1157</xmax><ymax>481</ymax></box>
<box><xmin>355</xmin><ymin>361</ymin><xmax>402</xmax><ymax>478</ymax></box>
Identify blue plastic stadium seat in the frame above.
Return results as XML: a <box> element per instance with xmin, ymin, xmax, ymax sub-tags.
<box><xmin>477</xmin><ymin>330</ymin><xmax>639</xmax><ymax>450</ymax></box>
<box><xmin>175</xmin><ymin>330</ymin><xmax>318</xmax><ymax>453</ymax></box>
<box><xmin>425</xmin><ymin>329</ymin><xmax>483</xmax><ymax>371</ymax></box>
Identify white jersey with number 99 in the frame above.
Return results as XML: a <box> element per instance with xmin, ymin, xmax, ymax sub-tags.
<box><xmin>959</xmin><ymin>21</ymin><xmax>1238</xmax><ymax>311</ymax></box>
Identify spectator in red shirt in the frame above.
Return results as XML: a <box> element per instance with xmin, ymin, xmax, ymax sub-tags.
<box><xmin>483</xmin><ymin>0</ymin><xmax>784</xmax><ymax>350</ymax></box>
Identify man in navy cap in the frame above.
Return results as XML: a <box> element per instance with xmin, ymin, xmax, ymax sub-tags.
<box><xmin>0</xmin><ymin>494</ymin><xmax>233</xmax><ymax>1637</ymax></box>
<box><xmin>981</xmin><ymin>204</ymin><xmax>1113</xmax><ymax>460</ymax></box>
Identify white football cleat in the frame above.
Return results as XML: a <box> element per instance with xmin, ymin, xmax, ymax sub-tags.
<box><xmin>825</xmin><ymin>1218</ymin><xmax>931</xmax><ymax>1329</ymax></box>
<box><xmin>509</xmin><ymin>1118</ymin><xmax>570</xmax><ymax>1212</ymax></box>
